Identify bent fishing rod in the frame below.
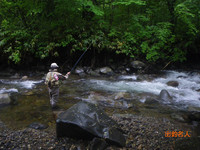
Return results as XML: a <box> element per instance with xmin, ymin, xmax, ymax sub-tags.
<box><xmin>70</xmin><ymin>43</ymin><xmax>92</xmax><ymax>73</ymax></box>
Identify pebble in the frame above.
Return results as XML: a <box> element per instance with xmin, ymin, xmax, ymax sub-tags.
<box><xmin>0</xmin><ymin>115</ymin><xmax>194</xmax><ymax>150</ymax></box>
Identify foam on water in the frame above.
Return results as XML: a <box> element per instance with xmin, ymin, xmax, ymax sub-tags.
<box><xmin>0</xmin><ymin>88</ymin><xmax>18</xmax><ymax>94</ymax></box>
<box><xmin>88</xmin><ymin>79</ymin><xmax>176</xmax><ymax>94</ymax></box>
<box><xmin>1</xmin><ymin>80</ymin><xmax>43</xmax><ymax>89</ymax></box>
<box><xmin>86</xmin><ymin>70</ymin><xmax>200</xmax><ymax>107</ymax></box>
<box><xmin>118</xmin><ymin>75</ymin><xmax>137</xmax><ymax>80</ymax></box>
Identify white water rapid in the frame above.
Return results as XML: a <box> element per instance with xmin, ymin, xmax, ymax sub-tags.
<box><xmin>0</xmin><ymin>79</ymin><xmax>43</xmax><ymax>94</ymax></box>
<box><xmin>85</xmin><ymin>70</ymin><xmax>200</xmax><ymax>108</ymax></box>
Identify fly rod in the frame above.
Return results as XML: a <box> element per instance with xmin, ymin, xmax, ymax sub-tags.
<box><xmin>70</xmin><ymin>43</ymin><xmax>92</xmax><ymax>73</ymax></box>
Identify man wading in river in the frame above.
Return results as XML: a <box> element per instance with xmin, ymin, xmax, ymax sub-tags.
<box><xmin>45</xmin><ymin>63</ymin><xmax>70</xmax><ymax>109</ymax></box>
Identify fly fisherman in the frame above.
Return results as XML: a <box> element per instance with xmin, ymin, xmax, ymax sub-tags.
<box><xmin>45</xmin><ymin>63</ymin><xmax>70</xmax><ymax>109</ymax></box>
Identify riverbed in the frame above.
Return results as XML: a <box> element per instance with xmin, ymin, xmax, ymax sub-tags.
<box><xmin>0</xmin><ymin>70</ymin><xmax>200</xmax><ymax>149</ymax></box>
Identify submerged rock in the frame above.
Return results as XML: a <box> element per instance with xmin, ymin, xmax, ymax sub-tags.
<box><xmin>56</xmin><ymin>101</ymin><xmax>126</xmax><ymax>147</ymax></box>
<box><xmin>28</xmin><ymin>122</ymin><xmax>48</xmax><ymax>130</ymax></box>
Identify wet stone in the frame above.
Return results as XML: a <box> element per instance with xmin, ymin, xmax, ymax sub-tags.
<box><xmin>166</xmin><ymin>81</ymin><xmax>179</xmax><ymax>87</ymax></box>
<box><xmin>0</xmin><ymin>93</ymin><xmax>11</xmax><ymax>106</ymax></box>
<box><xmin>158</xmin><ymin>89</ymin><xmax>173</xmax><ymax>103</ymax></box>
<box><xmin>28</xmin><ymin>122</ymin><xmax>48</xmax><ymax>130</ymax></box>
<box><xmin>21</xmin><ymin>76</ymin><xmax>28</xmax><ymax>80</ymax></box>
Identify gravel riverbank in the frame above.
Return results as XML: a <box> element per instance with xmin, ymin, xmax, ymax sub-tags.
<box><xmin>0</xmin><ymin>114</ymin><xmax>196</xmax><ymax>150</ymax></box>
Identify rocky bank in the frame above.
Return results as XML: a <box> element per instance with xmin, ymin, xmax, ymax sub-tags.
<box><xmin>1</xmin><ymin>113</ymin><xmax>198</xmax><ymax>150</ymax></box>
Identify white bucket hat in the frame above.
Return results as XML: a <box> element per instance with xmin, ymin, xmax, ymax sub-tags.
<box><xmin>50</xmin><ymin>63</ymin><xmax>59</xmax><ymax>68</ymax></box>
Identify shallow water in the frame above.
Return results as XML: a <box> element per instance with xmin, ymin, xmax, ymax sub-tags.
<box><xmin>0</xmin><ymin>70</ymin><xmax>200</xmax><ymax>129</ymax></box>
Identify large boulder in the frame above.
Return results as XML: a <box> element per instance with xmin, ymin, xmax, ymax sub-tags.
<box><xmin>56</xmin><ymin>101</ymin><xmax>126</xmax><ymax>147</ymax></box>
<box><xmin>158</xmin><ymin>89</ymin><xmax>173</xmax><ymax>103</ymax></box>
<box><xmin>0</xmin><ymin>93</ymin><xmax>11</xmax><ymax>106</ymax></box>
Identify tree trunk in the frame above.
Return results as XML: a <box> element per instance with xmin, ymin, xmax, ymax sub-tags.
<box><xmin>166</xmin><ymin>0</ymin><xmax>176</xmax><ymax>32</ymax></box>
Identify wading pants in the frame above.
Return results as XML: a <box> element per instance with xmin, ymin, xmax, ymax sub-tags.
<box><xmin>48</xmin><ymin>86</ymin><xmax>59</xmax><ymax>108</ymax></box>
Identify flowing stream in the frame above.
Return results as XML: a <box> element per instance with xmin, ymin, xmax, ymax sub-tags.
<box><xmin>0</xmin><ymin>70</ymin><xmax>200</xmax><ymax>129</ymax></box>
<box><xmin>81</xmin><ymin>70</ymin><xmax>200</xmax><ymax>108</ymax></box>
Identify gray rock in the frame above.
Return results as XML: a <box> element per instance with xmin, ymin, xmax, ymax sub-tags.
<box><xmin>56</xmin><ymin>101</ymin><xmax>126</xmax><ymax>147</ymax></box>
<box><xmin>28</xmin><ymin>122</ymin><xmax>48</xmax><ymax>130</ymax></box>
<box><xmin>170</xmin><ymin>113</ymin><xmax>186</xmax><ymax>122</ymax></box>
<box><xmin>0</xmin><ymin>93</ymin><xmax>11</xmax><ymax>106</ymax></box>
<box><xmin>75</xmin><ymin>67</ymin><xmax>84</xmax><ymax>74</ymax></box>
<box><xmin>166</xmin><ymin>81</ymin><xmax>179</xmax><ymax>87</ymax></box>
<box><xmin>158</xmin><ymin>89</ymin><xmax>173</xmax><ymax>103</ymax></box>
<box><xmin>113</xmin><ymin>100</ymin><xmax>134</xmax><ymax>109</ymax></box>
<box><xmin>130</xmin><ymin>61</ymin><xmax>145</xmax><ymax>69</ymax></box>
<box><xmin>89</xmin><ymin>70</ymin><xmax>100</xmax><ymax>76</ymax></box>
<box><xmin>99</xmin><ymin>67</ymin><xmax>114</xmax><ymax>76</ymax></box>
<box><xmin>21</xmin><ymin>76</ymin><xmax>28</xmax><ymax>80</ymax></box>
<box><xmin>114</xmin><ymin>92</ymin><xmax>131</xmax><ymax>100</ymax></box>
<box><xmin>137</xmin><ymin>74</ymin><xmax>154</xmax><ymax>81</ymax></box>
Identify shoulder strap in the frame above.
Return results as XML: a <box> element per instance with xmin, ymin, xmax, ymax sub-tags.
<box><xmin>49</xmin><ymin>72</ymin><xmax>53</xmax><ymax>81</ymax></box>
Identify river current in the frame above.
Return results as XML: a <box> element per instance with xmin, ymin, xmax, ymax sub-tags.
<box><xmin>0</xmin><ymin>70</ymin><xmax>200</xmax><ymax>129</ymax></box>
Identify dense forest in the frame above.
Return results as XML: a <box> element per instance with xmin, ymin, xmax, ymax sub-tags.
<box><xmin>0</xmin><ymin>0</ymin><xmax>200</xmax><ymax>69</ymax></box>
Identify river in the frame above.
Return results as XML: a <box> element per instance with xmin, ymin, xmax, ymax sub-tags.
<box><xmin>0</xmin><ymin>70</ymin><xmax>200</xmax><ymax>130</ymax></box>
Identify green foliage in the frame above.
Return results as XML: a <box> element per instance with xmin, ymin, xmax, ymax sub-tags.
<box><xmin>112</xmin><ymin>0</ymin><xmax>146</xmax><ymax>6</ymax></box>
<box><xmin>0</xmin><ymin>0</ymin><xmax>199</xmax><ymax>65</ymax></box>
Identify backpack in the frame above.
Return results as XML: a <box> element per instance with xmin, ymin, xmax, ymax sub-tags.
<box><xmin>45</xmin><ymin>72</ymin><xmax>59</xmax><ymax>87</ymax></box>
